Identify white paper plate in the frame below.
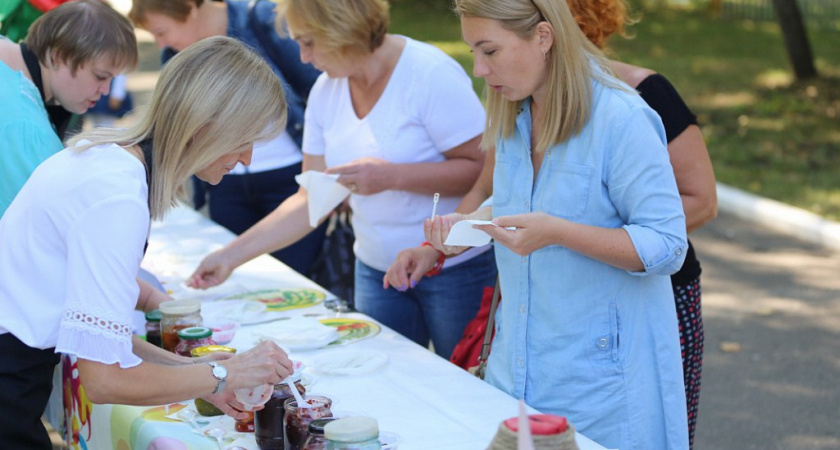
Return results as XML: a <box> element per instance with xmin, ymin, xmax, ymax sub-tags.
<box><xmin>310</xmin><ymin>349</ymin><xmax>388</xmax><ymax>376</ymax></box>
<box><xmin>201</xmin><ymin>299</ymin><xmax>286</xmax><ymax>325</ymax></box>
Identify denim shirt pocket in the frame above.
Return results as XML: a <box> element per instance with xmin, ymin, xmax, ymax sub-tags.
<box><xmin>493</xmin><ymin>156</ymin><xmax>520</xmax><ymax>208</ymax></box>
<box><xmin>536</xmin><ymin>161</ymin><xmax>594</xmax><ymax>221</ymax></box>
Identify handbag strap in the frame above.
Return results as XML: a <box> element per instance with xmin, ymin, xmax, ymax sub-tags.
<box><xmin>477</xmin><ymin>275</ymin><xmax>501</xmax><ymax>367</ymax></box>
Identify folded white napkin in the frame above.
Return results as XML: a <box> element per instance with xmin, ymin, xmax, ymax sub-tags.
<box><xmin>295</xmin><ymin>171</ymin><xmax>351</xmax><ymax>227</ymax></box>
<box><xmin>444</xmin><ymin>220</ymin><xmax>517</xmax><ymax>247</ymax></box>
<box><xmin>252</xmin><ymin>316</ymin><xmax>340</xmax><ymax>351</ymax></box>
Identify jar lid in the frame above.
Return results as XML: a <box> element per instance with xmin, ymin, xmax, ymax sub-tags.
<box><xmin>144</xmin><ymin>309</ymin><xmax>163</xmax><ymax>322</ymax></box>
<box><xmin>159</xmin><ymin>299</ymin><xmax>201</xmax><ymax>315</ymax></box>
<box><xmin>324</xmin><ymin>417</ymin><xmax>379</xmax><ymax>442</ymax></box>
<box><xmin>190</xmin><ymin>345</ymin><xmax>237</xmax><ymax>357</ymax></box>
<box><xmin>178</xmin><ymin>326</ymin><xmax>213</xmax><ymax>340</ymax></box>
<box><xmin>308</xmin><ymin>417</ymin><xmax>338</xmax><ymax>435</ymax></box>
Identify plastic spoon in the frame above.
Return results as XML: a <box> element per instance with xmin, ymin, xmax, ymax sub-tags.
<box><xmin>203</xmin><ymin>426</ymin><xmax>225</xmax><ymax>450</ymax></box>
<box><xmin>287</xmin><ymin>377</ymin><xmax>311</xmax><ymax>409</ymax></box>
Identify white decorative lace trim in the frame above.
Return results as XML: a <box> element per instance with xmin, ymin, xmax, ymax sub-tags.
<box><xmin>62</xmin><ymin>309</ymin><xmax>133</xmax><ymax>338</ymax></box>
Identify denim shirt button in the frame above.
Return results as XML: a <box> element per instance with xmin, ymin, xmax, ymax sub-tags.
<box><xmin>521</xmin><ymin>257</ymin><xmax>527</xmax><ymax>263</ymax></box>
<box><xmin>676</xmin><ymin>247</ymin><xmax>683</xmax><ymax>256</ymax></box>
<box><xmin>294</xmin><ymin>122</ymin><xmax>303</xmax><ymax>130</ymax></box>
<box><xmin>517</xmin><ymin>358</ymin><xmax>525</xmax><ymax>367</ymax></box>
<box><xmin>596</xmin><ymin>337</ymin><xmax>609</xmax><ymax>349</ymax></box>
<box><xmin>519</xmin><ymin>304</ymin><xmax>526</xmax><ymax>314</ymax></box>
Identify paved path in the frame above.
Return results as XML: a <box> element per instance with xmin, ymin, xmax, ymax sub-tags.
<box><xmin>691</xmin><ymin>211</ymin><xmax>840</xmax><ymax>450</ymax></box>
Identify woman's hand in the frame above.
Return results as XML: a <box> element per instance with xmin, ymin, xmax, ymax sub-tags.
<box><xmin>424</xmin><ymin>213</ymin><xmax>469</xmax><ymax>256</ymax></box>
<box><xmin>188</xmin><ymin>249</ymin><xmax>235</xmax><ymax>289</ymax></box>
<box><xmin>474</xmin><ymin>212</ymin><xmax>560</xmax><ymax>256</ymax></box>
<box><xmin>224</xmin><ymin>341</ymin><xmax>293</xmax><ymax>390</ymax></box>
<box><xmin>383</xmin><ymin>245</ymin><xmax>442</xmax><ymax>291</ymax></box>
<box><xmin>326</xmin><ymin>157</ymin><xmax>393</xmax><ymax>196</ymax></box>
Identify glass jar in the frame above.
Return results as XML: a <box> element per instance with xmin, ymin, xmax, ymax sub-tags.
<box><xmin>159</xmin><ymin>299</ymin><xmax>202</xmax><ymax>352</ymax></box>
<box><xmin>324</xmin><ymin>417</ymin><xmax>380</xmax><ymax>450</ymax></box>
<box><xmin>302</xmin><ymin>418</ymin><xmax>338</xmax><ymax>450</ymax></box>
<box><xmin>174</xmin><ymin>327</ymin><xmax>216</xmax><ymax>357</ymax></box>
<box><xmin>284</xmin><ymin>395</ymin><xmax>333</xmax><ymax>450</ymax></box>
<box><xmin>255</xmin><ymin>372</ymin><xmax>306</xmax><ymax>450</ymax></box>
<box><xmin>144</xmin><ymin>309</ymin><xmax>162</xmax><ymax>348</ymax></box>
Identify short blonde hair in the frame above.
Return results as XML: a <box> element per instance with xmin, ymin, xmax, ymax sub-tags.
<box><xmin>455</xmin><ymin>0</ymin><xmax>615</xmax><ymax>153</ymax></box>
<box><xmin>279</xmin><ymin>0</ymin><xmax>389</xmax><ymax>59</ymax></box>
<box><xmin>129</xmin><ymin>0</ymin><xmax>202</xmax><ymax>28</ymax></box>
<box><xmin>69</xmin><ymin>37</ymin><xmax>287</xmax><ymax>220</ymax></box>
<box><xmin>25</xmin><ymin>0</ymin><xmax>138</xmax><ymax>75</ymax></box>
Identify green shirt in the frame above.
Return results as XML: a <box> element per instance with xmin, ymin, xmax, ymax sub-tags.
<box><xmin>0</xmin><ymin>58</ymin><xmax>63</xmax><ymax>217</ymax></box>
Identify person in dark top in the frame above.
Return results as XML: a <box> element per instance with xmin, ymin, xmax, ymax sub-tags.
<box><xmin>129</xmin><ymin>0</ymin><xmax>327</xmax><ymax>276</ymax></box>
<box><xmin>385</xmin><ymin>0</ymin><xmax>716</xmax><ymax>447</ymax></box>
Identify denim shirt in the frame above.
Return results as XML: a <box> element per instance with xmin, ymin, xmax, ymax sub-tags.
<box><xmin>161</xmin><ymin>0</ymin><xmax>320</xmax><ymax>148</ymax></box>
<box><xmin>485</xmin><ymin>79</ymin><xmax>689</xmax><ymax>450</ymax></box>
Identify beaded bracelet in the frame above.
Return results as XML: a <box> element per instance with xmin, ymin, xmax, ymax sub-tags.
<box><xmin>421</xmin><ymin>241</ymin><xmax>446</xmax><ymax>277</ymax></box>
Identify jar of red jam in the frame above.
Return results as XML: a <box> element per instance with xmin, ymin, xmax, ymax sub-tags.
<box><xmin>255</xmin><ymin>372</ymin><xmax>306</xmax><ymax>449</ymax></box>
<box><xmin>160</xmin><ymin>299</ymin><xmax>202</xmax><ymax>352</ymax></box>
<box><xmin>174</xmin><ymin>327</ymin><xmax>216</xmax><ymax>357</ymax></box>
<box><xmin>284</xmin><ymin>395</ymin><xmax>333</xmax><ymax>450</ymax></box>
<box><xmin>144</xmin><ymin>309</ymin><xmax>162</xmax><ymax>348</ymax></box>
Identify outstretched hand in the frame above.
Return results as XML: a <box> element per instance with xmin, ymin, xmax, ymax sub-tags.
<box><xmin>188</xmin><ymin>249</ymin><xmax>234</xmax><ymax>289</ymax></box>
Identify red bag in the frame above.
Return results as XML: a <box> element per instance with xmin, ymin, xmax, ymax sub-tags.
<box><xmin>450</xmin><ymin>282</ymin><xmax>501</xmax><ymax>374</ymax></box>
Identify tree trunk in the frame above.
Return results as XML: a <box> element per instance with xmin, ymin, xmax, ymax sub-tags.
<box><xmin>771</xmin><ymin>0</ymin><xmax>818</xmax><ymax>80</ymax></box>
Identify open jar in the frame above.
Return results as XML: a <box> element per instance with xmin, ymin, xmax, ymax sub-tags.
<box><xmin>284</xmin><ymin>395</ymin><xmax>333</xmax><ymax>450</ymax></box>
<box><xmin>159</xmin><ymin>299</ymin><xmax>202</xmax><ymax>352</ymax></box>
<box><xmin>255</xmin><ymin>371</ymin><xmax>307</xmax><ymax>450</ymax></box>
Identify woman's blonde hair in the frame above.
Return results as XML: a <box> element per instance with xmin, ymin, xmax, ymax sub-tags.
<box><xmin>278</xmin><ymin>0</ymin><xmax>389</xmax><ymax>59</ymax></box>
<box><xmin>69</xmin><ymin>37</ymin><xmax>287</xmax><ymax>220</ymax></box>
<box><xmin>25</xmin><ymin>0</ymin><xmax>138</xmax><ymax>75</ymax></box>
<box><xmin>455</xmin><ymin>0</ymin><xmax>615</xmax><ymax>152</ymax></box>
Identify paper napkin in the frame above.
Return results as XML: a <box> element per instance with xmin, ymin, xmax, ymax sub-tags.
<box><xmin>295</xmin><ymin>171</ymin><xmax>352</xmax><ymax>227</ymax></box>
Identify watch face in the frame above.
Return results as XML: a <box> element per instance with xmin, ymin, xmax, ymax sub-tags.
<box><xmin>212</xmin><ymin>365</ymin><xmax>227</xmax><ymax>379</ymax></box>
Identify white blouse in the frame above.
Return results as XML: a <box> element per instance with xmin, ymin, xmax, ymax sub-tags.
<box><xmin>0</xmin><ymin>142</ymin><xmax>148</xmax><ymax>368</ymax></box>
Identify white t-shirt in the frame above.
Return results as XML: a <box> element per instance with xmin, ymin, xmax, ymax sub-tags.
<box><xmin>303</xmin><ymin>37</ymin><xmax>486</xmax><ymax>271</ymax></box>
<box><xmin>0</xmin><ymin>142</ymin><xmax>147</xmax><ymax>368</ymax></box>
<box><xmin>230</xmin><ymin>129</ymin><xmax>302</xmax><ymax>175</ymax></box>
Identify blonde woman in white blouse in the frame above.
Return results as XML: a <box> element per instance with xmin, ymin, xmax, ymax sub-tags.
<box><xmin>0</xmin><ymin>37</ymin><xmax>293</xmax><ymax>448</ymax></box>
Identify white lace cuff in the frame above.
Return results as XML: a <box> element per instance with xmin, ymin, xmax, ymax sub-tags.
<box><xmin>56</xmin><ymin>309</ymin><xmax>142</xmax><ymax>368</ymax></box>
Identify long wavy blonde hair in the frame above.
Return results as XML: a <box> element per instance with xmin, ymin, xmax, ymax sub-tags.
<box><xmin>455</xmin><ymin>0</ymin><xmax>618</xmax><ymax>153</ymax></box>
<box><xmin>69</xmin><ymin>37</ymin><xmax>287</xmax><ymax>220</ymax></box>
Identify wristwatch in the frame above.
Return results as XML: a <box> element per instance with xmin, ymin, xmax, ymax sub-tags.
<box><xmin>207</xmin><ymin>362</ymin><xmax>227</xmax><ymax>394</ymax></box>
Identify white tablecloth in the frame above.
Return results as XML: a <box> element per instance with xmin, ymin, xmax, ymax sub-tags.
<box><xmin>55</xmin><ymin>205</ymin><xmax>608</xmax><ymax>450</ymax></box>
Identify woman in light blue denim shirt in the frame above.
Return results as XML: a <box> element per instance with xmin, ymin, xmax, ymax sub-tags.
<box><xmin>450</xmin><ymin>0</ymin><xmax>690</xmax><ymax>448</ymax></box>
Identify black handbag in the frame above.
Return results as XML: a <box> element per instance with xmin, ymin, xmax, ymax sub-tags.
<box><xmin>308</xmin><ymin>211</ymin><xmax>356</xmax><ymax>309</ymax></box>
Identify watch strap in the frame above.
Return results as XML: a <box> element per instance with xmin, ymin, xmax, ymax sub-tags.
<box><xmin>207</xmin><ymin>362</ymin><xmax>227</xmax><ymax>394</ymax></box>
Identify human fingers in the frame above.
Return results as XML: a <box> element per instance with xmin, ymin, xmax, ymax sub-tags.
<box><xmin>202</xmin><ymin>392</ymin><xmax>249</xmax><ymax>420</ymax></box>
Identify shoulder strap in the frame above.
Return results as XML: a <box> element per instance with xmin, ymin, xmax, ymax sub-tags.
<box><xmin>19</xmin><ymin>42</ymin><xmax>45</xmax><ymax>101</ymax></box>
<box><xmin>475</xmin><ymin>275</ymin><xmax>501</xmax><ymax>379</ymax></box>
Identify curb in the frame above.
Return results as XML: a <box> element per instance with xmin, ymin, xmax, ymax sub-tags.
<box><xmin>716</xmin><ymin>183</ymin><xmax>840</xmax><ymax>252</ymax></box>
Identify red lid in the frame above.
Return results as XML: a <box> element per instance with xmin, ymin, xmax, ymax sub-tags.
<box><xmin>504</xmin><ymin>414</ymin><xmax>568</xmax><ymax>435</ymax></box>
<box><xmin>28</xmin><ymin>0</ymin><xmax>72</xmax><ymax>13</ymax></box>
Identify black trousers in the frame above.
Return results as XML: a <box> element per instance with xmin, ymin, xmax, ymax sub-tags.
<box><xmin>0</xmin><ymin>333</ymin><xmax>61</xmax><ymax>449</ymax></box>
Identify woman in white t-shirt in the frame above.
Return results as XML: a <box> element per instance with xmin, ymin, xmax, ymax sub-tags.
<box><xmin>0</xmin><ymin>37</ymin><xmax>293</xmax><ymax>449</ymax></box>
<box><xmin>188</xmin><ymin>0</ymin><xmax>497</xmax><ymax>359</ymax></box>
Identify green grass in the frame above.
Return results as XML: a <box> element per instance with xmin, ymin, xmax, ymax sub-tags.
<box><xmin>389</xmin><ymin>1</ymin><xmax>840</xmax><ymax>220</ymax></box>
